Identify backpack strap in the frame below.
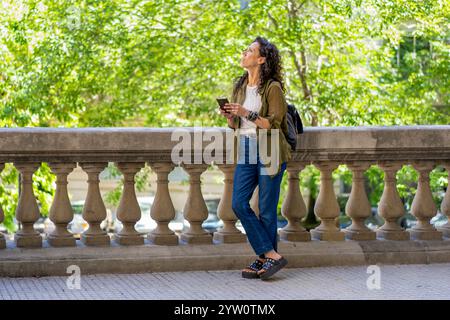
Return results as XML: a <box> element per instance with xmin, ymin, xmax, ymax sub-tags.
<box><xmin>295</xmin><ymin>108</ymin><xmax>303</xmax><ymax>133</ymax></box>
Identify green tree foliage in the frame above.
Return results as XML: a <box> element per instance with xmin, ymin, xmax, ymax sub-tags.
<box><xmin>0</xmin><ymin>0</ymin><xmax>449</xmax><ymax>231</ymax></box>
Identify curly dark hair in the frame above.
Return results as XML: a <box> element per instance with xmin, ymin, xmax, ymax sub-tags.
<box><xmin>232</xmin><ymin>36</ymin><xmax>285</xmax><ymax>99</ymax></box>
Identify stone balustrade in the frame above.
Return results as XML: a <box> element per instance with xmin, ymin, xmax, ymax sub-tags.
<box><xmin>0</xmin><ymin>126</ymin><xmax>449</xmax><ymax>250</ymax></box>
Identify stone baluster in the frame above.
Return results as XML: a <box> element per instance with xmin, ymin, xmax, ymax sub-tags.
<box><xmin>14</xmin><ymin>162</ymin><xmax>42</xmax><ymax>248</ymax></box>
<box><xmin>148</xmin><ymin>163</ymin><xmax>179</xmax><ymax>245</ymax></box>
<box><xmin>344</xmin><ymin>162</ymin><xmax>376</xmax><ymax>240</ymax></box>
<box><xmin>80</xmin><ymin>163</ymin><xmax>110</xmax><ymax>246</ymax></box>
<box><xmin>280</xmin><ymin>161</ymin><xmax>311</xmax><ymax>241</ymax></box>
<box><xmin>409</xmin><ymin>161</ymin><xmax>442</xmax><ymax>240</ymax></box>
<box><xmin>180</xmin><ymin>164</ymin><xmax>212</xmax><ymax>244</ymax></box>
<box><xmin>0</xmin><ymin>163</ymin><xmax>5</xmax><ymax>249</ymax></box>
<box><xmin>47</xmin><ymin>163</ymin><xmax>77</xmax><ymax>247</ymax></box>
<box><xmin>311</xmin><ymin>162</ymin><xmax>345</xmax><ymax>241</ymax></box>
<box><xmin>114</xmin><ymin>162</ymin><xmax>145</xmax><ymax>245</ymax></box>
<box><xmin>213</xmin><ymin>164</ymin><xmax>246</xmax><ymax>243</ymax></box>
<box><xmin>438</xmin><ymin>162</ymin><xmax>450</xmax><ymax>237</ymax></box>
<box><xmin>376</xmin><ymin>162</ymin><xmax>409</xmax><ymax>240</ymax></box>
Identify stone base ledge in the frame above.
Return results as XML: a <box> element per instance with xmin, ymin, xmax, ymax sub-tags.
<box><xmin>0</xmin><ymin>239</ymin><xmax>450</xmax><ymax>277</ymax></box>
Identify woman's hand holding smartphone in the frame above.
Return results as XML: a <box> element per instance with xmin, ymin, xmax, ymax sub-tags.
<box><xmin>217</xmin><ymin>97</ymin><xmax>234</xmax><ymax>119</ymax></box>
<box><xmin>222</xmin><ymin>102</ymin><xmax>247</xmax><ymax>117</ymax></box>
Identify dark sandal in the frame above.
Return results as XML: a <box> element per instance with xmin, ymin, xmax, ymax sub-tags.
<box><xmin>241</xmin><ymin>259</ymin><xmax>264</xmax><ymax>279</ymax></box>
<box><xmin>258</xmin><ymin>257</ymin><xmax>288</xmax><ymax>280</ymax></box>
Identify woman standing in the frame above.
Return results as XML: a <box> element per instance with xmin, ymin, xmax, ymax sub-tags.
<box><xmin>219</xmin><ymin>36</ymin><xmax>292</xmax><ymax>280</ymax></box>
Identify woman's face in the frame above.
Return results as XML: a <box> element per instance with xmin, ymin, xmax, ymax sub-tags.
<box><xmin>240</xmin><ymin>42</ymin><xmax>266</xmax><ymax>69</ymax></box>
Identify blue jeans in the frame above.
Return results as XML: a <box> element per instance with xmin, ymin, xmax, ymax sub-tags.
<box><xmin>231</xmin><ymin>135</ymin><xmax>287</xmax><ymax>256</ymax></box>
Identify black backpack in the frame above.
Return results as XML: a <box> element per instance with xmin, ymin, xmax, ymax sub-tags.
<box><xmin>285</xmin><ymin>104</ymin><xmax>303</xmax><ymax>151</ymax></box>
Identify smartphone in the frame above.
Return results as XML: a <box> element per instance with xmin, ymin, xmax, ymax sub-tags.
<box><xmin>216</xmin><ymin>97</ymin><xmax>230</xmax><ymax>113</ymax></box>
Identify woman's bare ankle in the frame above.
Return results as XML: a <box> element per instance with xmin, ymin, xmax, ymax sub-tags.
<box><xmin>264</xmin><ymin>250</ymin><xmax>282</xmax><ymax>260</ymax></box>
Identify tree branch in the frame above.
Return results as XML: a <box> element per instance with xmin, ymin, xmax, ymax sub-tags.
<box><xmin>268</xmin><ymin>3</ymin><xmax>317</xmax><ymax>126</ymax></box>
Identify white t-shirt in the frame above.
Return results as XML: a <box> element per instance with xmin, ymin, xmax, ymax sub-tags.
<box><xmin>239</xmin><ymin>85</ymin><xmax>262</xmax><ymax>136</ymax></box>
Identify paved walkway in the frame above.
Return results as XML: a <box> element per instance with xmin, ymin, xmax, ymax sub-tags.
<box><xmin>1</xmin><ymin>263</ymin><xmax>449</xmax><ymax>300</ymax></box>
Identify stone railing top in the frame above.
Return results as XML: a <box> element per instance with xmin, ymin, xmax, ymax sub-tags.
<box><xmin>0</xmin><ymin>125</ymin><xmax>449</xmax><ymax>163</ymax></box>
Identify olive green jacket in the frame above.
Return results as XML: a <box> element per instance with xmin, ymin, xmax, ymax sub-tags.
<box><xmin>228</xmin><ymin>78</ymin><xmax>292</xmax><ymax>177</ymax></box>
